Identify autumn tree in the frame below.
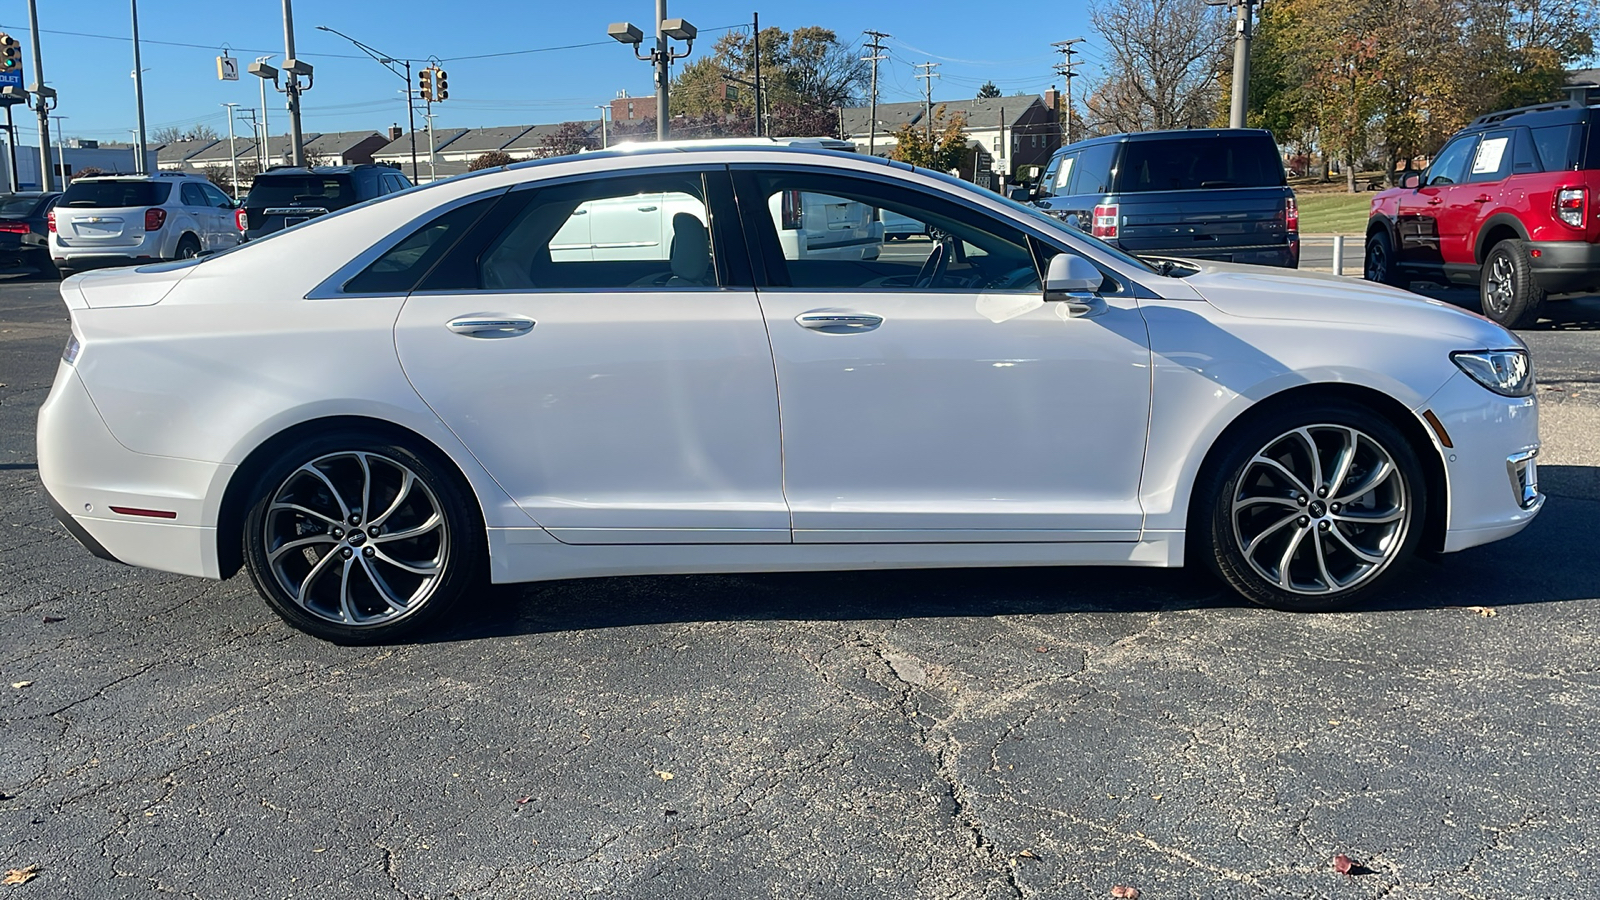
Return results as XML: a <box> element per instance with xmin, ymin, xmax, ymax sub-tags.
<box><xmin>468</xmin><ymin>150</ymin><xmax>516</xmax><ymax>171</ymax></box>
<box><xmin>1082</xmin><ymin>0</ymin><xmax>1231</xmax><ymax>134</ymax></box>
<box><xmin>671</xmin><ymin>25</ymin><xmax>865</xmax><ymax>136</ymax></box>
<box><xmin>890</xmin><ymin>105</ymin><xmax>971</xmax><ymax>172</ymax></box>
<box><xmin>538</xmin><ymin>121</ymin><xmax>598</xmax><ymax>158</ymax></box>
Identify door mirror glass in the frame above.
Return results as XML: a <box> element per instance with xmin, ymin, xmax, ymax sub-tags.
<box><xmin>1044</xmin><ymin>253</ymin><xmax>1101</xmax><ymax>295</ymax></box>
<box><xmin>1007</xmin><ymin>186</ymin><xmax>1032</xmax><ymax>203</ymax></box>
<box><xmin>1399</xmin><ymin>171</ymin><xmax>1422</xmax><ymax>189</ymax></box>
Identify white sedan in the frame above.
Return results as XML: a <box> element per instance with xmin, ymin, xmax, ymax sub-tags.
<box><xmin>37</xmin><ymin>143</ymin><xmax>1542</xmax><ymax>643</ymax></box>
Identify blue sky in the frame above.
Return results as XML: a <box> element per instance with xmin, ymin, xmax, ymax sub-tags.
<box><xmin>0</xmin><ymin>0</ymin><xmax>1103</xmax><ymax>146</ymax></box>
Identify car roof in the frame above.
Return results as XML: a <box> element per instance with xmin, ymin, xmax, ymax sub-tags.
<box><xmin>255</xmin><ymin>165</ymin><xmax>383</xmax><ymax>176</ymax></box>
<box><xmin>1051</xmin><ymin>127</ymin><xmax>1275</xmax><ymax>152</ymax></box>
<box><xmin>1460</xmin><ymin>100</ymin><xmax>1590</xmax><ymax>132</ymax></box>
<box><xmin>72</xmin><ymin>173</ymin><xmax>204</xmax><ymax>182</ymax></box>
<box><xmin>603</xmin><ymin>136</ymin><xmax>857</xmax><ymax>152</ymax></box>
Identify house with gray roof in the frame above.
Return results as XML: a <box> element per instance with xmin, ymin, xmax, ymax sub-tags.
<box><xmin>156</xmin><ymin>138</ymin><xmax>221</xmax><ymax>172</ymax></box>
<box><xmin>841</xmin><ymin>93</ymin><xmax>1061</xmax><ymax>184</ymax></box>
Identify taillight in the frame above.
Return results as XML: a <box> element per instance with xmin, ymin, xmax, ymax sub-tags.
<box><xmin>46</xmin><ymin>210</ymin><xmax>55</xmax><ymax>233</ymax></box>
<box><xmin>1283</xmin><ymin>195</ymin><xmax>1299</xmax><ymax>233</ymax></box>
<box><xmin>144</xmin><ymin>208</ymin><xmax>167</xmax><ymax>231</ymax></box>
<box><xmin>1092</xmin><ymin>204</ymin><xmax>1119</xmax><ymax>240</ymax></box>
<box><xmin>235</xmin><ymin>208</ymin><xmax>248</xmax><ymax>231</ymax></box>
<box><xmin>1556</xmin><ymin>188</ymin><xmax>1586</xmax><ymax>228</ymax></box>
<box><xmin>780</xmin><ymin>190</ymin><xmax>802</xmax><ymax>230</ymax></box>
<box><xmin>0</xmin><ymin>221</ymin><xmax>30</xmax><ymax>234</ymax></box>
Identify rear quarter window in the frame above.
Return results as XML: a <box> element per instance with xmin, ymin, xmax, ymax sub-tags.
<box><xmin>60</xmin><ymin>181</ymin><xmax>172</xmax><ymax>208</ymax></box>
<box><xmin>1531</xmin><ymin>124</ymin><xmax>1580</xmax><ymax>171</ymax></box>
<box><xmin>1114</xmin><ymin>135</ymin><xmax>1286</xmax><ymax>192</ymax></box>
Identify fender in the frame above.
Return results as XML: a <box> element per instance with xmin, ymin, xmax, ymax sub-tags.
<box><xmin>1366</xmin><ymin>211</ymin><xmax>1399</xmax><ymax>246</ymax></box>
<box><xmin>1473</xmin><ymin>212</ymin><xmax>1530</xmax><ymax>262</ymax></box>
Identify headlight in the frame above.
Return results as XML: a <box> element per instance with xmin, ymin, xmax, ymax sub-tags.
<box><xmin>1451</xmin><ymin>349</ymin><xmax>1533</xmax><ymax>397</ymax></box>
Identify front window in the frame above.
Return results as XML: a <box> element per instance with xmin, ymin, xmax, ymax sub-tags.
<box><xmin>1425</xmin><ymin>137</ymin><xmax>1477</xmax><ymax>187</ymax></box>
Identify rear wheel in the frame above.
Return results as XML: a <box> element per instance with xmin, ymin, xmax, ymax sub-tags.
<box><xmin>1197</xmin><ymin>402</ymin><xmax>1425</xmax><ymax>612</ymax></box>
<box><xmin>241</xmin><ymin>431</ymin><xmax>484</xmax><ymax>643</ymax></box>
<box><xmin>175</xmin><ymin>235</ymin><xmax>202</xmax><ymax>260</ymax></box>
<box><xmin>1479</xmin><ymin>239</ymin><xmax>1545</xmax><ymax>329</ymax></box>
<box><xmin>1364</xmin><ymin>230</ymin><xmax>1403</xmax><ymax>287</ymax></box>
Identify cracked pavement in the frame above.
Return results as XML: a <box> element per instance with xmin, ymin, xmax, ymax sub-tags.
<box><xmin>2</xmin><ymin>278</ymin><xmax>1598</xmax><ymax>899</ymax></box>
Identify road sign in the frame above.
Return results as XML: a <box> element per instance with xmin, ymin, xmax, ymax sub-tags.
<box><xmin>217</xmin><ymin>55</ymin><xmax>238</xmax><ymax>81</ymax></box>
<box><xmin>0</xmin><ymin>69</ymin><xmax>21</xmax><ymax>105</ymax></box>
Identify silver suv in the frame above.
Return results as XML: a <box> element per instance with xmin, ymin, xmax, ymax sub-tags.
<box><xmin>49</xmin><ymin>173</ymin><xmax>243</xmax><ymax>277</ymax></box>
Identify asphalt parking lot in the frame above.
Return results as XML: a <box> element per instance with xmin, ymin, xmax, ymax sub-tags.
<box><xmin>1</xmin><ymin>273</ymin><xmax>1597</xmax><ymax>899</ymax></box>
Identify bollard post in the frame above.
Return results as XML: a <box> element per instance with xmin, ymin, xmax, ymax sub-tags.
<box><xmin>1332</xmin><ymin>235</ymin><xmax>1345</xmax><ymax>277</ymax></box>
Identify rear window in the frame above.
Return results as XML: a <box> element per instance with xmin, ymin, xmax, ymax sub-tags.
<box><xmin>60</xmin><ymin>181</ymin><xmax>171</xmax><ymax>208</ymax></box>
<box><xmin>0</xmin><ymin>196</ymin><xmax>41</xmax><ymax>217</ymax></box>
<box><xmin>1531</xmin><ymin>124</ymin><xmax>1580</xmax><ymax>171</ymax></box>
<box><xmin>245</xmin><ymin>175</ymin><xmax>357</xmax><ymax>209</ymax></box>
<box><xmin>1114</xmin><ymin>135</ymin><xmax>1285</xmax><ymax>192</ymax></box>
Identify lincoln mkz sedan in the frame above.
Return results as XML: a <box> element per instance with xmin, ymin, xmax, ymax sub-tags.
<box><xmin>38</xmin><ymin>142</ymin><xmax>1542</xmax><ymax>642</ymax></box>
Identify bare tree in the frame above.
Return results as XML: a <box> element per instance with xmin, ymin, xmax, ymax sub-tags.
<box><xmin>152</xmin><ymin>124</ymin><xmax>220</xmax><ymax>145</ymax></box>
<box><xmin>1082</xmin><ymin>0</ymin><xmax>1232</xmax><ymax>133</ymax></box>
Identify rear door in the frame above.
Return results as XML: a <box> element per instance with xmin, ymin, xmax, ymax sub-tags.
<box><xmin>392</xmin><ymin>167</ymin><xmax>789</xmax><ymax>545</ymax></box>
<box><xmin>1457</xmin><ymin>129</ymin><xmax>1515</xmax><ymax>265</ymax></box>
<box><xmin>198</xmin><ymin>181</ymin><xmax>240</xmax><ymax>249</ymax></box>
<box><xmin>179</xmin><ymin>182</ymin><xmax>219</xmax><ymax>250</ymax></box>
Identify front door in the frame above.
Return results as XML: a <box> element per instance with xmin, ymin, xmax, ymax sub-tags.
<box><xmin>392</xmin><ymin>169</ymin><xmax>789</xmax><ymax>544</ymax></box>
<box><xmin>1397</xmin><ymin>135</ymin><xmax>1478</xmax><ymax>267</ymax></box>
<box><xmin>733</xmin><ymin>168</ymin><xmax>1152</xmax><ymax>542</ymax></box>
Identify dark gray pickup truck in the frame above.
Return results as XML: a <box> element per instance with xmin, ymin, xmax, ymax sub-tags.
<box><xmin>1027</xmin><ymin>128</ymin><xmax>1299</xmax><ymax>268</ymax></box>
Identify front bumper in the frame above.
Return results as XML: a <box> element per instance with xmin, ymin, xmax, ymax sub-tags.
<box><xmin>37</xmin><ymin>363</ymin><xmax>229</xmax><ymax>578</ymax></box>
<box><xmin>1527</xmin><ymin>240</ymin><xmax>1600</xmax><ymax>295</ymax></box>
<box><xmin>1420</xmin><ymin>371</ymin><xmax>1543</xmax><ymax>553</ymax></box>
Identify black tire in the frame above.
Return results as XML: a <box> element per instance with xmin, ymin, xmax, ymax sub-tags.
<box><xmin>1479</xmin><ymin>239</ymin><xmax>1545</xmax><ymax>329</ymax></box>
<box><xmin>241</xmin><ymin>430</ymin><xmax>484</xmax><ymax>644</ymax></box>
<box><xmin>1363</xmin><ymin>229</ymin><xmax>1404</xmax><ymax>287</ymax></box>
<box><xmin>1193</xmin><ymin>401</ymin><xmax>1426</xmax><ymax>613</ymax></box>
<box><xmin>31</xmin><ymin>254</ymin><xmax>63</xmax><ymax>280</ymax></box>
<box><xmin>174</xmin><ymin>235</ymin><xmax>202</xmax><ymax>260</ymax></box>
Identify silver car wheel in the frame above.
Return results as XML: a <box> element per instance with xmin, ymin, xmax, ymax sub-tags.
<box><xmin>1230</xmin><ymin>425</ymin><xmax>1410</xmax><ymax>596</ymax></box>
<box><xmin>262</xmin><ymin>451</ymin><xmax>449</xmax><ymax>628</ymax></box>
<box><xmin>1483</xmin><ymin>254</ymin><xmax>1516</xmax><ymax>316</ymax></box>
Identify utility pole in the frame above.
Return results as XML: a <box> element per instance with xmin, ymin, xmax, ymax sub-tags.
<box><xmin>26</xmin><ymin>0</ymin><xmax>52</xmax><ymax>191</ymax></box>
<box><xmin>1206</xmin><ymin>0</ymin><xmax>1257</xmax><ymax>128</ymax></box>
<box><xmin>914</xmin><ymin>62</ymin><xmax>939</xmax><ymax>142</ymax></box>
<box><xmin>424</xmin><ymin>107</ymin><xmax>436</xmax><ymax>182</ymax></box>
<box><xmin>130</xmin><ymin>0</ymin><xmax>148</xmax><ymax>173</ymax></box>
<box><xmin>595</xmin><ymin>104</ymin><xmax>610</xmax><ymax>148</ymax></box>
<box><xmin>281</xmin><ymin>0</ymin><xmax>306</xmax><ymax>166</ymax></box>
<box><xmin>1052</xmin><ymin>38</ymin><xmax>1084</xmax><ymax>144</ymax></box>
<box><xmin>222</xmin><ymin>102</ymin><xmax>240</xmax><ymax>198</ymax></box>
<box><xmin>48</xmin><ymin>114</ymin><xmax>65</xmax><ymax>181</ymax></box>
<box><xmin>254</xmin><ymin>56</ymin><xmax>272</xmax><ymax>166</ymax></box>
<box><xmin>751</xmin><ymin>12</ymin><xmax>760</xmax><ymax>137</ymax></box>
<box><xmin>861</xmin><ymin>30</ymin><xmax>889</xmax><ymax>156</ymax></box>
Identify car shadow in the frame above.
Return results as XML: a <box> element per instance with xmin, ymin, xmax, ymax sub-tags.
<box><xmin>1417</xmin><ymin>286</ymin><xmax>1600</xmax><ymax>331</ymax></box>
<box><xmin>420</xmin><ymin>464</ymin><xmax>1598</xmax><ymax>643</ymax></box>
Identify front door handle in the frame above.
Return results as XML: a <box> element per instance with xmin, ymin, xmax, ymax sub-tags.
<box><xmin>447</xmin><ymin>315</ymin><xmax>536</xmax><ymax>338</ymax></box>
<box><xmin>1474</xmin><ymin>195</ymin><xmax>1492</xmax><ymax>203</ymax></box>
<box><xmin>795</xmin><ymin>310</ymin><xmax>883</xmax><ymax>333</ymax></box>
<box><xmin>1427</xmin><ymin>197</ymin><xmax>1442</xmax><ymax>205</ymax></box>
<box><xmin>1058</xmin><ymin>293</ymin><xmax>1107</xmax><ymax>318</ymax></box>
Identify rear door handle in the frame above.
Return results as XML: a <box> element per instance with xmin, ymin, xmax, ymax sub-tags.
<box><xmin>795</xmin><ymin>310</ymin><xmax>883</xmax><ymax>333</ymax></box>
<box><xmin>447</xmin><ymin>315</ymin><xmax>536</xmax><ymax>338</ymax></box>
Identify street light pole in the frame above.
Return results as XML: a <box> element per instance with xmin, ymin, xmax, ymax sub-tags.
<box><xmin>281</xmin><ymin>0</ymin><xmax>305</xmax><ymax>165</ymax></box>
<box><xmin>130</xmin><ymin>0</ymin><xmax>148</xmax><ymax>173</ymax></box>
<box><xmin>48</xmin><ymin>114</ymin><xmax>65</xmax><ymax>180</ymax></box>
<box><xmin>1206</xmin><ymin>0</ymin><xmax>1257</xmax><ymax>129</ymax></box>
<box><xmin>255</xmin><ymin>56</ymin><xmax>272</xmax><ymax>165</ymax></box>
<box><xmin>595</xmin><ymin>105</ymin><xmax>609</xmax><ymax>148</ymax></box>
<box><xmin>222</xmin><ymin>102</ymin><xmax>240</xmax><ymax>198</ymax></box>
<box><xmin>314</xmin><ymin>26</ymin><xmax>418</xmax><ymax>180</ymax></box>
<box><xmin>607</xmin><ymin>12</ymin><xmax>695</xmax><ymax>142</ymax></box>
<box><xmin>25</xmin><ymin>0</ymin><xmax>51</xmax><ymax>190</ymax></box>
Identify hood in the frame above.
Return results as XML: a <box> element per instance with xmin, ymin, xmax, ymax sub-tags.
<box><xmin>1178</xmin><ymin>260</ymin><xmax>1517</xmax><ymax>348</ymax></box>
<box><xmin>59</xmin><ymin>259</ymin><xmax>200</xmax><ymax>311</ymax></box>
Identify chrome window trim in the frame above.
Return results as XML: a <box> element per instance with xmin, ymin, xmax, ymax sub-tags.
<box><xmin>305</xmin><ymin>187</ymin><xmax>511</xmax><ymax>300</ymax></box>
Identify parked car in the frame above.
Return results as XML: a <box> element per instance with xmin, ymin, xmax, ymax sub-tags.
<box><xmin>1028</xmin><ymin>128</ymin><xmax>1300</xmax><ymax>268</ymax></box>
<box><xmin>1365</xmin><ymin>100</ymin><xmax>1599</xmax><ymax>328</ymax></box>
<box><xmin>39</xmin><ymin>142</ymin><xmax>1540</xmax><ymax>643</ymax></box>
<box><xmin>240</xmin><ymin>165</ymin><xmax>412</xmax><ymax>241</ymax></box>
<box><xmin>49</xmin><ymin>173</ymin><xmax>242</xmax><ymax>277</ymax></box>
<box><xmin>881</xmin><ymin>209</ymin><xmax>929</xmax><ymax>240</ymax></box>
<box><xmin>0</xmin><ymin>191</ymin><xmax>61</xmax><ymax>276</ymax></box>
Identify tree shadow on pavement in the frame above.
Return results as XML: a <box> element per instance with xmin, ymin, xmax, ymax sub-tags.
<box><xmin>424</xmin><ymin>464</ymin><xmax>1598</xmax><ymax>643</ymax></box>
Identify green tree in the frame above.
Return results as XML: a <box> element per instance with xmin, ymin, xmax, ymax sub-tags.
<box><xmin>671</xmin><ymin>24</ymin><xmax>866</xmax><ymax>134</ymax></box>
<box><xmin>976</xmin><ymin>81</ymin><xmax>1001</xmax><ymax>99</ymax></box>
<box><xmin>890</xmin><ymin>105</ymin><xmax>971</xmax><ymax>172</ymax></box>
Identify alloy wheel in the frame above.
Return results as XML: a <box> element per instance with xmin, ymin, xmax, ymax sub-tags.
<box><xmin>1483</xmin><ymin>254</ymin><xmax>1516</xmax><ymax>317</ymax></box>
<box><xmin>1230</xmin><ymin>425</ymin><xmax>1410</xmax><ymax>596</ymax></box>
<box><xmin>1365</xmin><ymin>242</ymin><xmax>1386</xmax><ymax>282</ymax></box>
<box><xmin>261</xmin><ymin>451</ymin><xmax>450</xmax><ymax>628</ymax></box>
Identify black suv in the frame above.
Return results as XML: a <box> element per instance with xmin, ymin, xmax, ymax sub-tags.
<box><xmin>1027</xmin><ymin>128</ymin><xmax>1299</xmax><ymax>268</ymax></box>
<box><xmin>241</xmin><ymin>165</ymin><xmax>412</xmax><ymax>240</ymax></box>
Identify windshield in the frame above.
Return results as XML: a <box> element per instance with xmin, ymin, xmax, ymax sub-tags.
<box><xmin>61</xmin><ymin>181</ymin><xmax>172</xmax><ymax>208</ymax></box>
<box><xmin>0</xmin><ymin>196</ymin><xmax>41</xmax><ymax>217</ymax></box>
<box><xmin>1116</xmin><ymin>135</ymin><xmax>1286</xmax><ymax>192</ymax></box>
<box><xmin>245</xmin><ymin>175</ymin><xmax>357</xmax><ymax>209</ymax></box>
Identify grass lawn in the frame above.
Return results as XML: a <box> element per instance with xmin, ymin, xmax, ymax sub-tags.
<box><xmin>1296</xmin><ymin>191</ymin><xmax>1373</xmax><ymax>234</ymax></box>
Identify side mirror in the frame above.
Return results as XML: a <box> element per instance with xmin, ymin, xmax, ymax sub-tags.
<box><xmin>1008</xmin><ymin>186</ymin><xmax>1032</xmax><ymax>203</ymax></box>
<box><xmin>1044</xmin><ymin>254</ymin><xmax>1107</xmax><ymax>317</ymax></box>
<box><xmin>1400</xmin><ymin>172</ymin><xmax>1422</xmax><ymax>189</ymax></box>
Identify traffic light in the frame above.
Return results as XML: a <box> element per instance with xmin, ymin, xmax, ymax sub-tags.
<box><xmin>432</xmin><ymin>68</ymin><xmax>448</xmax><ymax>102</ymax></box>
<box><xmin>0</xmin><ymin>33</ymin><xmax>20</xmax><ymax>70</ymax></box>
<box><xmin>417</xmin><ymin>67</ymin><xmax>433</xmax><ymax>102</ymax></box>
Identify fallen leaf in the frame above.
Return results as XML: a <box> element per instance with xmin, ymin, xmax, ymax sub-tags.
<box><xmin>1333</xmin><ymin>853</ymin><xmax>1355</xmax><ymax>876</ymax></box>
<box><xmin>1466</xmin><ymin>606</ymin><xmax>1497</xmax><ymax>617</ymax></box>
<box><xmin>1150</xmin><ymin>794</ymin><xmax>1162</xmax><ymax>801</ymax></box>
<box><xmin>312</xmin><ymin>848</ymin><xmax>326</xmax><ymax>853</ymax></box>
<box><xmin>10</xmin><ymin>682</ymin><xmax>31</xmax><ymax>690</ymax></box>
<box><xmin>2</xmin><ymin>866</ymin><xmax>39</xmax><ymax>885</ymax></box>
<box><xmin>515</xmin><ymin>796</ymin><xmax>533</xmax><ymax>805</ymax></box>
<box><xmin>1111</xmin><ymin>886</ymin><xmax>1140</xmax><ymax>899</ymax></box>
<box><xmin>655</xmin><ymin>771</ymin><xmax>674</xmax><ymax>782</ymax></box>
<box><xmin>41</xmin><ymin>617</ymin><xmax>64</xmax><ymax>624</ymax></box>
<box><xmin>1034</xmin><ymin>646</ymin><xmax>1051</xmax><ymax>653</ymax></box>
<box><xmin>1016</xmin><ymin>849</ymin><xmax>1039</xmax><ymax>860</ymax></box>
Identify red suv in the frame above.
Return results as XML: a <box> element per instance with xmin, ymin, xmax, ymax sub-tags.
<box><xmin>1364</xmin><ymin>101</ymin><xmax>1598</xmax><ymax>327</ymax></box>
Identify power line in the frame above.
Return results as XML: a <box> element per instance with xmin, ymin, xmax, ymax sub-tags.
<box><xmin>914</xmin><ymin>62</ymin><xmax>940</xmax><ymax>140</ymax></box>
<box><xmin>862</xmin><ymin>30</ymin><xmax>890</xmax><ymax>155</ymax></box>
<box><xmin>1052</xmin><ymin>39</ymin><xmax>1085</xmax><ymax>143</ymax></box>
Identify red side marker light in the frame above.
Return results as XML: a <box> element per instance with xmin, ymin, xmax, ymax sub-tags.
<box><xmin>108</xmin><ymin>506</ymin><xmax>178</xmax><ymax>519</ymax></box>
<box><xmin>1530</xmin><ymin>249</ymin><xmax>1542</xmax><ymax>258</ymax></box>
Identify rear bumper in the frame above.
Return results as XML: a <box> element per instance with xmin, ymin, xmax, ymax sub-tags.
<box><xmin>37</xmin><ymin>363</ymin><xmax>228</xmax><ymax>579</ymax></box>
<box><xmin>48</xmin><ymin>253</ymin><xmax>162</xmax><ymax>273</ymax></box>
<box><xmin>1527</xmin><ymin>240</ymin><xmax>1600</xmax><ymax>294</ymax></box>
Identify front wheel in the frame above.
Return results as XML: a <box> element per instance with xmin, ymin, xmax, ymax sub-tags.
<box><xmin>1364</xmin><ymin>230</ymin><xmax>1403</xmax><ymax>287</ymax></box>
<box><xmin>241</xmin><ymin>431</ymin><xmax>484</xmax><ymax>643</ymax></box>
<box><xmin>1198</xmin><ymin>403</ymin><xmax>1426</xmax><ymax>612</ymax></box>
